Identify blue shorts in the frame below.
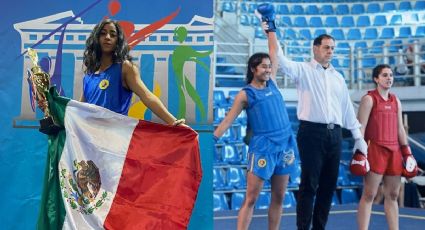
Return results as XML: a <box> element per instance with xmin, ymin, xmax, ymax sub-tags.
<box><xmin>247</xmin><ymin>148</ymin><xmax>296</xmax><ymax>181</ymax></box>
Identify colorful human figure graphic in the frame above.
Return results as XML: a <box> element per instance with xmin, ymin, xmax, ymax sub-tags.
<box><xmin>171</xmin><ymin>26</ymin><xmax>212</xmax><ymax>120</ymax></box>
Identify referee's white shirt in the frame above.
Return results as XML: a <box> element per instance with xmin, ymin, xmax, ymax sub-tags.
<box><xmin>278</xmin><ymin>56</ymin><xmax>362</xmax><ymax>138</ymax></box>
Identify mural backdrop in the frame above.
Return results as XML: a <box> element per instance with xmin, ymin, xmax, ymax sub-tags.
<box><xmin>0</xmin><ymin>0</ymin><xmax>213</xmax><ymax>229</ymax></box>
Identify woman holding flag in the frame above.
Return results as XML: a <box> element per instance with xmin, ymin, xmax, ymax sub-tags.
<box><xmin>81</xmin><ymin>18</ymin><xmax>185</xmax><ymax>125</ymax></box>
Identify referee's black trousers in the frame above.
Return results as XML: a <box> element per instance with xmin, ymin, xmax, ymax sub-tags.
<box><xmin>296</xmin><ymin>121</ymin><xmax>342</xmax><ymax>230</ymax></box>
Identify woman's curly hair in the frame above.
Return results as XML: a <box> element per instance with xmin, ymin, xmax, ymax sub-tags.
<box><xmin>83</xmin><ymin>19</ymin><xmax>132</xmax><ymax>74</ymax></box>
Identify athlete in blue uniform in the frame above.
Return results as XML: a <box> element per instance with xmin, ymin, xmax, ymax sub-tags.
<box><xmin>214</xmin><ymin>50</ymin><xmax>297</xmax><ymax>229</ymax></box>
<box><xmin>80</xmin><ymin>19</ymin><xmax>184</xmax><ymax>125</ymax></box>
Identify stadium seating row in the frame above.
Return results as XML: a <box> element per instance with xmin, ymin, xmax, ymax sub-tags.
<box><xmin>241</xmin><ymin>13</ymin><xmax>424</xmax><ymax>28</ymax></box>
<box><xmin>256</xmin><ymin>26</ymin><xmax>424</xmax><ymax>41</ymax></box>
<box><xmin>222</xmin><ymin>1</ymin><xmax>425</xmax><ymax>15</ymax></box>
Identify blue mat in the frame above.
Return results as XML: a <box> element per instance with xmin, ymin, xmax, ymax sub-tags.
<box><xmin>214</xmin><ymin>204</ymin><xmax>425</xmax><ymax>229</ymax></box>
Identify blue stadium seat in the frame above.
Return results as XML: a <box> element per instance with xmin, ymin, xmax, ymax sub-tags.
<box><xmin>256</xmin><ymin>192</ymin><xmax>271</xmax><ymax>209</ymax></box>
<box><xmin>231</xmin><ymin>192</ymin><xmax>245</xmax><ymax>210</ymax></box>
<box><xmin>389</xmin><ymin>40</ymin><xmax>403</xmax><ymax>52</ymax></box>
<box><xmin>213</xmin><ymin>168</ymin><xmax>229</xmax><ymax>190</ymax></box>
<box><xmin>331</xmin><ymin>192</ymin><xmax>340</xmax><ymax>206</ymax></box>
<box><xmin>230</xmin><ymin>124</ymin><xmax>243</xmax><ymax>142</ymax></box>
<box><xmin>213</xmin><ymin>90</ymin><xmax>227</xmax><ymax>107</ymax></box>
<box><xmin>288</xmin><ymin>163</ymin><xmax>301</xmax><ymax>187</ymax></box>
<box><xmin>240</xmin><ymin>14</ymin><xmax>250</xmax><ymax>26</ymax></box>
<box><xmin>283</xmin><ymin>191</ymin><xmax>296</xmax><ymax>208</ymax></box>
<box><xmin>398</xmin><ymin>27</ymin><xmax>412</xmax><ymax>38</ymax></box>
<box><xmin>320</xmin><ymin>5</ymin><xmax>334</xmax><ymax>15</ymax></box>
<box><xmin>299</xmin><ymin>29</ymin><xmax>312</xmax><ymax>40</ymax></box>
<box><xmin>331</xmin><ymin>59</ymin><xmax>340</xmax><ymax>68</ymax></box>
<box><xmin>263</xmin><ymin>179</ymin><xmax>271</xmax><ymax>189</ymax></box>
<box><xmin>405</xmin><ymin>13</ymin><xmax>419</xmax><ymax>24</ymax></box>
<box><xmin>233</xmin><ymin>142</ymin><xmax>248</xmax><ymax>164</ymax></box>
<box><xmin>226</xmin><ymin>90</ymin><xmax>237</xmax><ymax>105</ymax></box>
<box><xmin>354</xmin><ymin>41</ymin><xmax>368</xmax><ymax>50</ymax></box>
<box><xmin>284</xmin><ymin>28</ymin><xmax>297</xmax><ymax>40</ymax></box>
<box><xmin>336</xmin><ymin>5</ymin><xmax>349</xmax><ymax>15</ymax></box>
<box><xmin>390</xmin><ymin>15</ymin><xmax>403</xmax><ymax>25</ymax></box>
<box><xmin>288</xmin><ymin>41</ymin><xmax>302</xmax><ymax>55</ymax></box>
<box><xmin>325</xmin><ymin>16</ymin><xmax>339</xmax><ymax>27</ymax></box>
<box><xmin>227</xmin><ymin>167</ymin><xmax>247</xmax><ymax>189</ymax></box>
<box><xmin>277</xmin><ymin>5</ymin><xmax>290</xmax><ymax>15</ymax></box>
<box><xmin>275</xmin><ymin>28</ymin><xmax>284</xmax><ymax>40</ymax></box>
<box><xmin>251</xmin><ymin>15</ymin><xmax>260</xmax><ymax>26</ymax></box>
<box><xmin>213</xmin><ymin>193</ymin><xmax>229</xmax><ymax>211</ymax></box>
<box><xmin>366</xmin><ymin>3</ymin><xmax>380</xmax><ymax>13</ymax></box>
<box><xmin>341</xmin><ymin>139</ymin><xmax>353</xmax><ymax>151</ymax></box>
<box><xmin>292</xmin><ymin>5</ymin><xmax>304</xmax><ymax>14</ymax></box>
<box><xmin>223</xmin><ymin>143</ymin><xmax>241</xmax><ymax>164</ymax></box>
<box><xmin>415</xmin><ymin>1</ymin><xmax>425</xmax><ymax>10</ymax></box>
<box><xmin>341</xmin><ymin>16</ymin><xmax>355</xmax><ymax>27</ymax></box>
<box><xmin>294</xmin><ymin>16</ymin><xmax>308</xmax><ymax>27</ymax></box>
<box><xmin>362</xmin><ymin>56</ymin><xmax>376</xmax><ymax>67</ymax></box>
<box><xmin>255</xmin><ymin>27</ymin><xmax>267</xmax><ymax>40</ymax></box>
<box><xmin>364</xmin><ymin>28</ymin><xmax>378</xmax><ymax>40</ymax></box>
<box><xmin>214</xmin><ymin>143</ymin><xmax>225</xmax><ymax>164</ymax></box>
<box><xmin>222</xmin><ymin>2</ymin><xmax>235</xmax><ymax>12</ymax></box>
<box><xmin>415</xmin><ymin>26</ymin><xmax>425</xmax><ymax>37</ymax></box>
<box><xmin>306</xmin><ymin>5</ymin><xmax>319</xmax><ymax>15</ymax></box>
<box><xmin>380</xmin><ymin>27</ymin><xmax>395</xmax><ymax>39</ymax></box>
<box><xmin>220</xmin><ymin>127</ymin><xmax>233</xmax><ymax>142</ymax></box>
<box><xmin>370</xmin><ymin>40</ymin><xmax>385</xmax><ymax>53</ymax></box>
<box><xmin>373</xmin><ymin>15</ymin><xmax>387</xmax><ymax>26</ymax></box>
<box><xmin>246</xmin><ymin>3</ymin><xmax>257</xmax><ymax>13</ymax></box>
<box><xmin>382</xmin><ymin>2</ymin><xmax>396</xmax><ymax>12</ymax></box>
<box><xmin>286</xmin><ymin>106</ymin><xmax>297</xmax><ymax>121</ymax></box>
<box><xmin>240</xmin><ymin>2</ymin><xmax>249</xmax><ymax>13</ymax></box>
<box><xmin>351</xmin><ymin>4</ymin><xmax>365</xmax><ymax>14</ymax></box>
<box><xmin>239</xmin><ymin>124</ymin><xmax>247</xmax><ymax>145</ymax></box>
<box><xmin>340</xmin><ymin>189</ymin><xmax>359</xmax><ymax>204</ymax></box>
<box><xmin>347</xmin><ymin>28</ymin><xmax>362</xmax><ymax>40</ymax></box>
<box><xmin>213</xmin><ymin>107</ymin><xmax>226</xmax><ymax>124</ymax></box>
<box><xmin>236</xmin><ymin>110</ymin><xmax>247</xmax><ymax>125</ymax></box>
<box><xmin>341</xmin><ymin>58</ymin><xmax>350</xmax><ymax>68</ymax></box>
<box><xmin>336</xmin><ymin>42</ymin><xmax>351</xmax><ymax>54</ymax></box>
<box><xmin>280</xmin><ymin>16</ymin><xmax>292</xmax><ymax>27</ymax></box>
<box><xmin>357</xmin><ymin>15</ymin><xmax>371</xmax><ymax>27</ymax></box>
<box><xmin>337</xmin><ymin>164</ymin><xmax>350</xmax><ymax>186</ymax></box>
<box><xmin>314</xmin><ymin>29</ymin><xmax>327</xmax><ymax>38</ymax></box>
<box><xmin>399</xmin><ymin>1</ymin><xmax>412</xmax><ymax>11</ymax></box>
<box><xmin>330</xmin><ymin>29</ymin><xmax>345</xmax><ymax>40</ymax></box>
<box><xmin>309</xmin><ymin>17</ymin><xmax>323</xmax><ymax>27</ymax></box>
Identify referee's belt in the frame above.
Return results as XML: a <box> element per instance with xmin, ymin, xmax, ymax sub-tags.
<box><xmin>300</xmin><ymin>120</ymin><xmax>341</xmax><ymax>130</ymax></box>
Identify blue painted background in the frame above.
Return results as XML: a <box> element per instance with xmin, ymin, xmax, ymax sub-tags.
<box><xmin>0</xmin><ymin>0</ymin><xmax>213</xmax><ymax>229</ymax></box>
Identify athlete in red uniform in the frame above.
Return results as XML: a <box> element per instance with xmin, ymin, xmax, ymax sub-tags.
<box><xmin>355</xmin><ymin>64</ymin><xmax>418</xmax><ymax>230</ymax></box>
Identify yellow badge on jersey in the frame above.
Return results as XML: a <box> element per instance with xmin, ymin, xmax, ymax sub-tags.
<box><xmin>99</xmin><ymin>79</ymin><xmax>109</xmax><ymax>90</ymax></box>
<box><xmin>258</xmin><ymin>158</ymin><xmax>267</xmax><ymax>168</ymax></box>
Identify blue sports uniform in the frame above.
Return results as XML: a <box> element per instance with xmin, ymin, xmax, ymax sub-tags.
<box><xmin>244</xmin><ymin>80</ymin><xmax>298</xmax><ymax>180</ymax></box>
<box><xmin>83</xmin><ymin>63</ymin><xmax>132</xmax><ymax>115</ymax></box>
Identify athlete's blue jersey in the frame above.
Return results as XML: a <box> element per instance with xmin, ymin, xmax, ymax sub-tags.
<box><xmin>243</xmin><ymin>80</ymin><xmax>293</xmax><ymax>154</ymax></box>
<box><xmin>83</xmin><ymin>63</ymin><xmax>132</xmax><ymax>115</ymax></box>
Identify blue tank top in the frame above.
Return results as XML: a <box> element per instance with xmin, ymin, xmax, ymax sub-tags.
<box><xmin>243</xmin><ymin>80</ymin><xmax>293</xmax><ymax>153</ymax></box>
<box><xmin>83</xmin><ymin>63</ymin><xmax>132</xmax><ymax>115</ymax></box>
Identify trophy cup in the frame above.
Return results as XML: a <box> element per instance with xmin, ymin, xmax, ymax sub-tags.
<box><xmin>27</xmin><ymin>48</ymin><xmax>62</xmax><ymax>135</ymax></box>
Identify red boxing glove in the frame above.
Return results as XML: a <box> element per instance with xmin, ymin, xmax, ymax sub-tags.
<box><xmin>350</xmin><ymin>150</ymin><xmax>370</xmax><ymax>176</ymax></box>
<box><xmin>401</xmin><ymin>145</ymin><xmax>418</xmax><ymax>178</ymax></box>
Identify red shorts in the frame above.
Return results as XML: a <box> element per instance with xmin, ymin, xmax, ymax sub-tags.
<box><xmin>368</xmin><ymin>142</ymin><xmax>403</xmax><ymax>176</ymax></box>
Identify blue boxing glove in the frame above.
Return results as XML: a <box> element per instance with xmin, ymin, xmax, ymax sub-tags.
<box><xmin>257</xmin><ymin>3</ymin><xmax>276</xmax><ymax>32</ymax></box>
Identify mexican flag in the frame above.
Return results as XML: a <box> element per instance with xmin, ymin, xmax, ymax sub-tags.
<box><xmin>37</xmin><ymin>88</ymin><xmax>202</xmax><ymax>229</ymax></box>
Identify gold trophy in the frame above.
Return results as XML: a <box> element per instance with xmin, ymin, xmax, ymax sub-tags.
<box><xmin>27</xmin><ymin>48</ymin><xmax>61</xmax><ymax>135</ymax></box>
